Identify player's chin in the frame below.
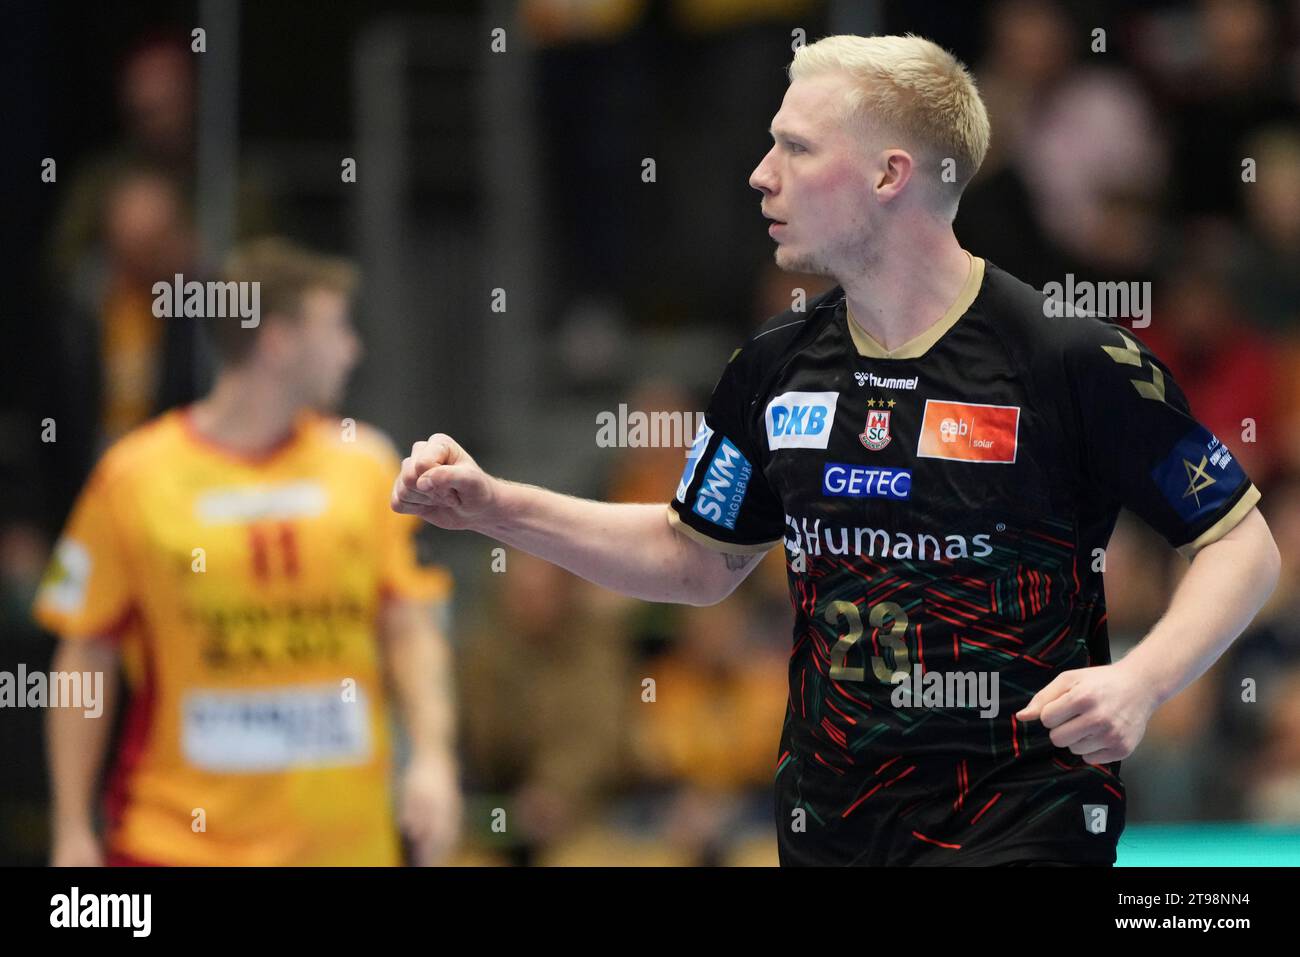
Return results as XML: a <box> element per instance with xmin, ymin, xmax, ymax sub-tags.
<box><xmin>312</xmin><ymin>377</ymin><xmax>350</xmax><ymax>410</ymax></box>
<box><xmin>775</xmin><ymin>246</ymin><xmax>813</xmax><ymax>274</ymax></box>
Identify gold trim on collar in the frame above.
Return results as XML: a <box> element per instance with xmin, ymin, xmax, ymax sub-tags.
<box><xmin>845</xmin><ymin>253</ymin><xmax>985</xmax><ymax>360</ymax></box>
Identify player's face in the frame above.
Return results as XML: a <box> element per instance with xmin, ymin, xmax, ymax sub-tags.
<box><xmin>749</xmin><ymin>73</ymin><xmax>880</xmax><ymax>278</ymax></box>
<box><xmin>292</xmin><ymin>287</ymin><xmax>362</xmax><ymax>410</ymax></box>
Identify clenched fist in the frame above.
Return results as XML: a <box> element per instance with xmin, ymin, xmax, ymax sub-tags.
<box><xmin>391</xmin><ymin>433</ymin><xmax>502</xmax><ymax>530</ymax></box>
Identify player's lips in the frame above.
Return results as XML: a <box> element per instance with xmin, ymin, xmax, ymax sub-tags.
<box><xmin>764</xmin><ymin>213</ymin><xmax>787</xmax><ymax>235</ymax></box>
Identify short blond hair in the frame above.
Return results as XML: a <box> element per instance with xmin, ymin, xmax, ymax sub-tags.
<box><xmin>789</xmin><ymin>34</ymin><xmax>991</xmax><ymax>207</ymax></box>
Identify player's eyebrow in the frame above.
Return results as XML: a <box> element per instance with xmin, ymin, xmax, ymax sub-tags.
<box><xmin>769</xmin><ymin>125</ymin><xmax>811</xmax><ymax>144</ymax></box>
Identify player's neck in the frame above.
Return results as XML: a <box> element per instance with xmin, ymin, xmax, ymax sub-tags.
<box><xmin>840</xmin><ymin>231</ymin><xmax>972</xmax><ymax>353</ymax></box>
<box><xmin>189</xmin><ymin>371</ymin><xmax>303</xmax><ymax>455</ymax></box>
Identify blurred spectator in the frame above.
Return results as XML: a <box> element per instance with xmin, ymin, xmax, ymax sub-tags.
<box><xmin>605</xmin><ymin>379</ymin><xmax>703</xmax><ymax>506</ymax></box>
<box><xmin>745</xmin><ymin>544</ymin><xmax>797</xmax><ymax>654</ymax></box>
<box><xmin>456</xmin><ymin>551</ymin><xmax>635</xmax><ymax>864</ymax></box>
<box><xmin>1275</xmin><ymin>335</ymin><xmax>1300</xmax><ymax>475</ymax></box>
<box><xmin>965</xmin><ymin>1</ymin><xmax>1170</xmax><ymax>282</ymax></box>
<box><xmin>1126</xmin><ymin>665</ymin><xmax>1224</xmax><ymax>821</ymax></box>
<box><xmin>599</xmin><ymin>380</ymin><xmax>710</xmax><ymax>660</ymax></box>
<box><xmin>1243</xmin><ymin>668</ymin><xmax>1300</xmax><ymax>821</ymax></box>
<box><xmin>1210</xmin><ymin>475</ymin><xmax>1300</xmax><ymax>818</ymax></box>
<box><xmin>1167</xmin><ymin>0</ymin><xmax>1300</xmax><ymax>223</ymax></box>
<box><xmin>973</xmin><ymin>0</ymin><xmax>1074</xmax><ymax>173</ymax></box>
<box><xmin>635</xmin><ymin>597</ymin><xmax>786</xmax><ymax>790</ymax></box>
<box><xmin>47</xmin><ymin>32</ymin><xmax>274</xmax><ymax>296</ymax></box>
<box><xmin>93</xmin><ymin>167</ymin><xmax>200</xmax><ymax>442</ymax></box>
<box><xmin>959</xmin><ymin>0</ymin><xmax>1074</xmax><ymax>286</ymax></box>
<box><xmin>48</xmin><ymin>34</ymin><xmax>195</xmax><ymax>292</ymax></box>
<box><xmin>1102</xmin><ymin>513</ymin><xmax>1172</xmax><ymax>657</ymax></box>
<box><xmin>1138</xmin><ymin>251</ymin><xmax>1281</xmax><ymax>483</ymax></box>
<box><xmin>1017</xmin><ymin>63</ymin><xmax>1168</xmax><ymax>273</ymax></box>
<box><xmin>34</xmin><ymin>165</ymin><xmax>207</xmax><ymax>531</ymax></box>
<box><xmin>1229</xmin><ymin>126</ymin><xmax>1300</xmax><ymax>335</ymax></box>
<box><xmin>1106</xmin><ymin>513</ymin><xmax>1222</xmax><ymax>820</ymax></box>
<box><xmin>630</xmin><ymin>585</ymin><xmax>786</xmax><ymax>863</ymax></box>
<box><xmin>529</xmin><ymin>0</ymin><xmax>827</xmax><ymax>344</ymax></box>
<box><xmin>669</xmin><ymin>0</ymin><xmax>818</xmax><ymax>35</ymax></box>
<box><xmin>522</xmin><ymin>0</ymin><xmax>647</xmax><ymax>45</ymax></box>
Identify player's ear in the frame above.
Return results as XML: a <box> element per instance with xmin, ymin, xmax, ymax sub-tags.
<box><xmin>874</xmin><ymin>148</ymin><xmax>914</xmax><ymax>204</ymax></box>
<box><xmin>255</xmin><ymin>313</ymin><xmax>298</xmax><ymax>364</ymax></box>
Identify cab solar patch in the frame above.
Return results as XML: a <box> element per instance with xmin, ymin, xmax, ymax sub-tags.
<box><xmin>916</xmin><ymin>400</ymin><xmax>1020</xmax><ymax>463</ymax></box>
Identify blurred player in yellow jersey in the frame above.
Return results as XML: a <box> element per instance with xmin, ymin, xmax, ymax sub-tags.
<box><xmin>35</xmin><ymin>237</ymin><xmax>460</xmax><ymax>866</ymax></box>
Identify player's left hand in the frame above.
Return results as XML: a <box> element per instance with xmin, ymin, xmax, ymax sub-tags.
<box><xmin>398</xmin><ymin>750</ymin><xmax>462</xmax><ymax>866</ymax></box>
<box><xmin>1015</xmin><ymin>662</ymin><xmax>1160</xmax><ymax>765</ymax></box>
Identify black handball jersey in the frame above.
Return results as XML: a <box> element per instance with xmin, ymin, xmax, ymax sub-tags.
<box><xmin>667</xmin><ymin>255</ymin><xmax>1260</xmax><ymax>866</ymax></box>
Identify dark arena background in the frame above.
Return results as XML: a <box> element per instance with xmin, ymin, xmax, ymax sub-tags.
<box><xmin>1</xmin><ymin>0</ymin><xmax>1297</xmax><ymax>939</ymax></box>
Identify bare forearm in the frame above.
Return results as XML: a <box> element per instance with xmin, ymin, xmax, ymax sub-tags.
<box><xmin>47</xmin><ymin>641</ymin><xmax>119</xmax><ymax>833</ymax></box>
<box><xmin>480</xmin><ymin>481</ymin><xmax>713</xmax><ymax>605</ymax></box>
<box><xmin>392</xmin><ymin>434</ymin><xmax>757</xmax><ymax>604</ymax></box>
<box><xmin>383</xmin><ymin>602</ymin><xmax>456</xmax><ymax>759</ymax></box>
<box><xmin>1120</xmin><ymin>510</ymin><xmax>1280</xmax><ymax>706</ymax></box>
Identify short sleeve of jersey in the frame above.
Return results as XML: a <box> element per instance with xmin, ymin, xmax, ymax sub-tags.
<box><xmin>367</xmin><ymin>442</ymin><xmax>454</xmax><ymax>604</ymax></box>
<box><xmin>1061</xmin><ymin>319</ymin><xmax>1261</xmax><ymax>558</ymax></box>
<box><xmin>667</xmin><ymin>344</ymin><xmax>786</xmax><ymax>553</ymax></box>
<box><xmin>33</xmin><ymin>465</ymin><xmax>134</xmax><ymax>640</ymax></box>
<box><xmin>381</xmin><ymin>507</ymin><xmax>454</xmax><ymax>603</ymax></box>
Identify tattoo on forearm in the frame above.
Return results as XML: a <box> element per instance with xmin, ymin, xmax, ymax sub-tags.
<box><xmin>723</xmin><ymin>552</ymin><xmax>754</xmax><ymax>571</ymax></box>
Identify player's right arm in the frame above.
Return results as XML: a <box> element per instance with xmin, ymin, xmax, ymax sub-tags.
<box><xmin>391</xmin><ymin>436</ymin><xmax>769</xmax><ymax>606</ymax></box>
<box><xmin>32</xmin><ymin>455</ymin><xmax>137</xmax><ymax>866</ymax></box>
<box><xmin>47</xmin><ymin>637</ymin><xmax>120</xmax><ymax>866</ymax></box>
<box><xmin>394</xmin><ymin>336</ymin><xmax>790</xmax><ymax>605</ymax></box>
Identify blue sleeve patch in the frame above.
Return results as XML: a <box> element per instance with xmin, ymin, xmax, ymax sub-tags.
<box><xmin>692</xmin><ymin>437</ymin><xmax>753</xmax><ymax>530</ymax></box>
<box><xmin>675</xmin><ymin>421</ymin><xmax>714</xmax><ymax>504</ymax></box>
<box><xmin>1150</xmin><ymin>426</ymin><xmax>1247</xmax><ymax>525</ymax></box>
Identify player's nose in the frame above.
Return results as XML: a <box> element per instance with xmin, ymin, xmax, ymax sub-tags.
<box><xmin>749</xmin><ymin>150</ymin><xmax>778</xmax><ymax>195</ymax></box>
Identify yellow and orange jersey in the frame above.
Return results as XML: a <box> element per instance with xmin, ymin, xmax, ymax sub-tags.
<box><xmin>34</xmin><ymin>407</ymin><xmax>451</xmax><ymax>866</ymax></box>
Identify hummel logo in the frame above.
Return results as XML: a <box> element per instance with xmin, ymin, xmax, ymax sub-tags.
<box><xmin>854</xmin><ymin>371</ymin><xmax>919</xmax><ymax>390</ymax></box>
